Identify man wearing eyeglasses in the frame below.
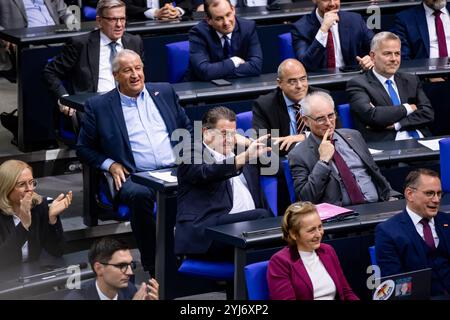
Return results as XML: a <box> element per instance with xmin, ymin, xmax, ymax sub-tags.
<box><xmin>376</xmin><ymin>169</ymin><xmax>450</xmax><ymax>297</ymax></box>
<box><xmin>65</xmin><ymin>237</ymin><xmax>159</xmax><ymax>300</ymax></box>
<box><xmin>288</xmin><ymin>91</ymin><xmax>399</xmax><ymax>206</ymax></box>
<box><xmin>43</xmin><ymin>0</ymin><xmax>144</xmax><ymax>117</ymax></box>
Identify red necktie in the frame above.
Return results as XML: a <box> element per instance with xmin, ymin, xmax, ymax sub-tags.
<box><xmin>420</xmin><ymin>218</ymin><xmax>436</xmax><ymax>250</ymax></box>
<box><xmin>326</xmin><ymin>30</ymin><xmax>336</xmax><ymax>68</ymax></box>
<box><xmin>331</xmin><ymin>140</ymin><xmax>365</xmax><ymax>205</ymax></box>
<box><xmin>434</xmin><ymin>10</ymin><xmax>448</xmax><ymax>58</ymax></box>
<box><xmin>293</xmin><ymin>103</ymin><xmax>306</xmax><ymax>134</ymax></box>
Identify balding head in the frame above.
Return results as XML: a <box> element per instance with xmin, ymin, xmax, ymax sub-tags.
<box><xmin>277</xmin><ymin>59</ymin><xmax>308</xmax><ymax>103</ymax></box>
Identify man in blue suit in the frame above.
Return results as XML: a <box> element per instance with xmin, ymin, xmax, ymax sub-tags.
<box><xmin>186</xmin><ymin>0</ymin><xmax>263</xmax><ymax>81</ymax></box>
<box><xmin>291</xmin><ymin>0</ymin><xmax>374</xmax><ymax>72</ymax></box>
<box><xmin>376</xmin><ymin>169</ymin><xmax>450</xmax><ymax>296</ymax></box>
<box><xmin>392</xmin><ymin>0</ymin><xmax>450</xmax><ymax>60</ymax></box>
<box><xmin>175</xmin><ymin>106</ymin><xmax>272</xmax><ymax>258</ymax></box>
<box><xmin>77</xmin><ymin>49</ymin><xmax>193</xmax><ymax>273</ymax></box>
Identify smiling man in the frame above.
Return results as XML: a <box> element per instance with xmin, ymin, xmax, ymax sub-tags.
<box><xmin>288</xmin><ymin>91</ymin><xmax>399</xmax><ymax>205</ymax></box>
<box><xmin>186</xmin><ymin>0</ymin><xmax>262</xmax><ymax>81</ymax></box>
<box><xmin>375</xmin><ymin>169</ymin><xmax>450</xmax><ymax>297</ymax></box>
<box><xmin>346</xmin><ymin>31</ymin><xmax>434</xmax><ymax>142</ymax></box>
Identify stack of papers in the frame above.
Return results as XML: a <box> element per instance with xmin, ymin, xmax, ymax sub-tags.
<box><xmin>417</xmin><ymin>138</ymin><xmax>443</xmax><ymax>151</ymax></box>
<box><xmin>316</xmin><ymin>203</ymin><xmax>354</xmax><ymax>221</ymax></box>
<box><xmin>148</xmin><ymin>171</ymin><xmax>177</xmax><ymax>183</ymax></box>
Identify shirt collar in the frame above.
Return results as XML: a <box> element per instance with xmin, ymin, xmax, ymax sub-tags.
<box><xmin>100</xmin><ymin>31</ymin><xmax>123</xmax><ymax>47</ymax></box>
<box><xmin>216</xmin><ymin>31</ymin><xmax>232</xmax><ymax>40</ymax></box>
<box><xmin>406</xmin><ymin>205</ymin><xmax>435</xmax><ymax>227</ymax></box>
<box><xmin>95</xmin><ymin>280</ymin><xmax>118</xmax><ymax>300</ymax></box>
<box><xmin>423</xmin><ymin>2</ymin><xmax>448</xmax><ymax>17</ymax></box>
<box><xmin>282</xmin><ymin>92</ymin><xmax>297</xmax><ymax>109</ymax></box>
<box><xmin>203</xmin><ymin>142</ymin><xmax>235</xmax><ymax>162</ymax></box>
<box><xmin>315</xmin><ymin>8</ymin><xmax>324</xmax><ymax>23</ymax></box>
<box><xmin>372</xmin><ymin>68</ymin><xmax>395</xmax><ymax>86</ymax></box>
<box><xmin>119</xmin><ymin>87</ymin><xmax>147</xmax><ymax>107</ymax></box>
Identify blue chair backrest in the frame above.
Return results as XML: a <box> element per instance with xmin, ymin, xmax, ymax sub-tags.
<box><xmin>277</xmin><ymin>33</ymin><xmax>295</xmax><ymax>63</ymax></box>
<box><xmin>83</xmin><ymin>6</ymin><xmax>96</xmax><ymax>21</ymax></box>
<box><xmin>178</xmin><ymin>259</ymin><xmax>234</xmax><ymax>280</ymax></box>
<box><xmin>440</xmin><ymin>138</ymin><xmax>450</xmax><ymax>192</ymax></box>
<box><xmin>282</xmin><ymin>159</ymin><xmax>295</xmax><ymax>203</ymax></box>
<box><xmin>236</xmin><ymin>111</ymin><xmax>253</xmax><ymax>137</ymax></box>
<box><xmin>260</xmin><ymin>176</ymin><xmax>277</xmax><ymax>216</ymax></box>
<box><xmin>165</xmin><ymin>41</ymin><xmax>189</xmax><ymax>83</ymax></box>
<box><xmin>337</xmin><ymin>103</ymin><xmax>354</xmax><ymax>129</ymax></box>
<box><xmin>369</xmin><ymin>246</ymin><xmax>377</xmax><ymax>266</ymax></box>
<box><xmin>244</xmin><ymin>260</ymin><xmax>269</xmax><ymax>300</ymax></box>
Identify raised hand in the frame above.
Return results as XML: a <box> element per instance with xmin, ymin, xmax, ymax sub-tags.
<box><xmin>48</xmin><ymin>191</ymin><xmax>73</xmax><ymax>224</ymax></box>
<box><xmin>318</xmin><ymin>129</ymin><xmax>335</xmax><ymax>163</ymax></box>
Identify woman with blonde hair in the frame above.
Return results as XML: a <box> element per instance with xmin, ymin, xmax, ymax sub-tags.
<box><xmin>267</xmin><ymin>201</ymin><xmax>358</xmax><ymax>300</ymax></box>
<box><xmin>0</xmin><ymin>160</ymin><xmax>72</xmax><ymax>269</ymax></box>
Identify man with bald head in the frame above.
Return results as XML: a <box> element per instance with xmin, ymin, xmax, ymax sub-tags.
<box><xmin>288</xmin><ymin>91</ymin><xmax>399</xmax><ymax>205</ymax></box>
<box><xmin>77</xmin><ymin>49</ymin><xmax>193</xmax><ymax>274</ymax></box>
<box><xmin>252</xmin><ymin>59</ymin><xmax>325</xmax><ymax>156</ymax></box>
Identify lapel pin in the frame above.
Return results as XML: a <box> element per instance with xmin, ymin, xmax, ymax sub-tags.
<box><xmin>443</xmin><ymin>224</ymin><xmax>448</xmax><ymax>227</ymax></box>
<box><xmin>154</xmin><ymin>91</ymin><xmax>159</xmax><ymax>96</ymax></box>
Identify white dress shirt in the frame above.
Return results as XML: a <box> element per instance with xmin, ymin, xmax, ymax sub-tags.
<box><xmin>299</xmin><ymin>250</ymin><xmax>336</xmax><ymax>300</ymax></box>
<box><xmin>13</xmin><ymin>215</ymin><xmax>29</xmax><ymax>262</ymax></box>
<box><xmin>406</xmin><ymin>205</ymin><xmax>439</xmax><ymax>248</ymax></box>
<box><xmin>314</xmin><ymin>9</ymin><xmax>345</xmax><ymax>68</ymax></box>
<box><xmin>96</xmin><ymin>280</ymin><xmax>118</xmax><ymax>300</ymax></box>
<box><xmin>204</xmin><ymin>143</ymin><xmax>256</xmax><ymax>214</ymax></box>
<box><xmin>423</xmin><ymin>3</ymin><xmax>450</xmax><ymax>58</ymax></box>
<box><xmin>97</xmin><ymin>32</ymin><xmax>123</xmax><ymax>93</ymax></box>
<box><xmin>215</xmin><ymin>31</ymin><xmax>243</xmax><ymax>68</ymax></box>
<box><xmin>371</xmin><ymin>69</ymin><xmax>424</xmax><ymax>140</ymax></box>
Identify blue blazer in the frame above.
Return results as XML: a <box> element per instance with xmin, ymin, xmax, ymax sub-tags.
<box><xmin>391</xmin><ymin>3</ymin><xmax>450</xmax><ymax>60</ymax></box>
<box><xmin>76</xmin><ymin>83</ymin><xmax>193</xmax><ymax>173</ymax></box>
<box><xmin>174</xmin><ymin>146</ymin><xmax>270</xmax><ymax>254</ymax></box>
<box><xmin>187</xmin><ymin>17</ymin><xmax>263</xmax><ymax>81</ymax></box>
<box><xmin>375</xmin><ymin>210</ymin><xmax>450</xmax><ymax>293</ymax></box>
<box><xmin>291</xmin><ymin>10</ymin><xmax>373</xmax><ymax>71</ymax></box>
<box><xmin>65</xmin><ymin>279</ymin><xmax>137</xmax><ymax>300</ymax></box>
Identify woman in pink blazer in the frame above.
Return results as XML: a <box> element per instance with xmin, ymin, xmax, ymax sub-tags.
<box><xmin>267</xmin><ymin>202</ymin><xmax>359</xmax><ymax>300</ymax></box>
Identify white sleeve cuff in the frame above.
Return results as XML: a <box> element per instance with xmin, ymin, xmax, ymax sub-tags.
<box><xmin>100</xmin><ymin>159</ymin><xmax>115</xmax><ymax>172</ymax></box>
<box><xmin>176</xmin><ymin>7</ymin><xmax>185</xmax><ymax>16</ymax></box>
<box><xmin>144</xmin><ymin>8</ymin><xmax>157</xmax><ymax>19</ymax></box>
<box><xmin>230</xmin><ymin>56</ymin><xmax>242</xmax><ymax>68</ymax></box>
<box><xmin>403</xmin><ymin>103</ymin><xmax>413</xmax><ymax>115</ymax></box>
<box><xmin>394</xmin><ymin>122</ymin><xmax>401</xmax><ymax>131</ymax></box>
<box><xmin>315</xmin><ymin>29</ymin><xmax>328</xmax><ymax>48</ymax></box>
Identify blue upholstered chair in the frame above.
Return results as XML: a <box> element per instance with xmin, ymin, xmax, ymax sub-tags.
<box><xmin>277</xmin><ymin>33</ymin><xmax>295</xmax><ymax>63</ymax></box>
<box><xmin>236</xmin><ymin>111</ymin><xmax>253</xmax><ymax>135</ymax></box>
<box><xmin>440</xmin><ymin>138</ymin><xmax>450</xmax><ymax>192</ymax></box>
<box><xmin>244</xmin><ymin>260</ymin><xmax>269</xmax><ymax>300</ymax></box>
<box><xmin>82</xmin><ymin>6</ymin><xmax>96</xmax><ymax>21</ymax></box>
<box><xmin>165</xmin><ymin>41</ymin><xmax>189</xmax><ymax>83</ymax></box>
<box><xmin>282</xmin><ymin>159</ymin><xmax>295</xmax><ymax>203</ymax></box>
<box><xmin>368</xmin><ymin>245</ymin><xmax>377</xmax><ymax>266</ymax></box>
<box><xmin>337</xmin><ymin>103</ymin><xmax>354</xmax><ymax>129</ymax></box>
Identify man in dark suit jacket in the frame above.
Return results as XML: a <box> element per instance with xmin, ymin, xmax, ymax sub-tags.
<box><xmin>123</xmin><ymin>0</ymin><xmax>191</xmax><ymax>21</ymax></box>
<box><xmin>289</xmin><ymin>91</ymin><xmax>399</xmax><ymax>205</ymax></box>
<box><xmin>43</xmin><ymin>0</ymin><xmax>143</xmax><ymax>116</ymax></box>
<box><xmin>65</xmin><ymin>237</ymin><xmax>159</xmax><ymax>300</ymax></box>
<box><xmin>376</xmin><ymin>169</ymin><xmax>450</xmax><ymax>296</ymax></box>
<box><xmin>77</xmin><ymin>50</ymin><xmax>193</xmax><ymax>271</ymax></box>
<box><xmin>291</xmin><ymin>0</ymin><xmax>373</xmax><ymax>72</ymax></box>
<box><xmin>186</xmin><ymin>0</ymin><xmax>262</xmax><ymax>81</ymax></box>
<box><xmin>392</xmin><ymin>0</ymin><xmax>450</xmax><ymax>60</ymax></box>
<box><xmin>347</xmin><ymin>32</ymin><xmax>434</xmax><ymax>142</ymax></box>
<box><xmin>175</xmin><ymin>107</ymin><xmax>272</xmax><ymax>257</ymax></box>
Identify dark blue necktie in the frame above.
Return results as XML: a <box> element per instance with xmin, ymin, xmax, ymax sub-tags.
<box><xmin>223</xmin><ymin>35</ymin><xmax>231</xmax><ymax>59</ymax></box>
<box><xmin>385</xmin><ymin>79</ymin><xmax>419</xmax><ymax>139</ymax></box>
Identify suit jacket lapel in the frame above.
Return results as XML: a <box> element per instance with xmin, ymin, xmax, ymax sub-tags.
<box><xmin>416</xmin><ymin>5</ymin><xmax>430</xmax><ymax>57</ymax></box>
<box><xmin>145</xmin><ymin>84</ymin><xmax>177</xmax><ymax>138</ymax></box>
<box><xmin>434</xmin><ymin>213</ymin><xmax>450</xmax><ymax>253</ymax></box>
<box><xmin>367</xmin><ymin>70</ymin><xmax>393</xmax><ymax>105</ymax></box>
<box><xmin>277</xmin><ymin>89</ymin><xmax>291</xmax><ymax>137</ymax></box>
<box><xmin>44</xmin><ymin>0</ymin><xmax>59</xmax><ymax>24</ymax></box>
<box><xmin>400</xmin><ymin>210</ymin><xmax>428</xmax><ymax>263</ymax></box>
<box><xmin>88</xmin><ymin>31</ymin><xmax>101</xmax><ymax>92</ymax></box>
<box><xmin>13</xmin><ymin>0</ymin><xmax>27</xmax><ymax>23</ymax></box>
<box><xmin>337</xmin><ymin>14</ymin><xmax>350</xmax><ymax>64</ymax></box>
<box><xmin>109</xmin><ymin>90</ymin><xmax>133</xmax><ymax>156</ymax></box>
<box><xmin>289</xmin><ymin>247</ymin><xmax>314</xmax><ymax>297</ymax></box>
<box><xmin>394</xmin><ymin>73</ymin><xmax>409</xmax><ymax>104</ymax></box>
<box><xmin>309</xmin><ymin>134</ymin><xmax>340</xmax><ymax>182</ymax></box>
<box><xmin>316</xmin><ymin>246</ymin><xmax>342</xmax><ymax>298</ymax></box>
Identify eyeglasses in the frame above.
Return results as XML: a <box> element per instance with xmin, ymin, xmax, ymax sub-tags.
<box><xmin>101</xmin><ymin>16</ymin><xmax>126</xmax><ymax>24</ymax></box>
<box><xmin>16</xmin><ymin>179</ymin><xmax>37</xmax><ymax>190</ymax></box>
<box><xmin>283</xmin><ymin>77</ymin><xmax>308</xmax><ymax>86</ymax></box>
<box><xmin>409</xmin><ymin>187</ymin><xmax>443</xmax><ymax>199</ymax></box>
<box><xmin>100</xmin><ymin>261</ymin><xmax>136</xmax><ymax>273</ymax></box>
<box><xmin>305</xmin><ymin>112</ymin><xmax>336</xmax><ymax>125</ymax></box>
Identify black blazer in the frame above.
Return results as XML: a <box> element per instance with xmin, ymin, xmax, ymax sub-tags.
<box><xmin>123</xmin><ymin>0</ymin><xmax>192</xmax><ymax>21</ymax></box>
<box><xmin>346</xmin><ymin>70</ymin><xmax>434</xmax><ymax>142</ymax></box>
<box><xmin>43</xmin><ymin>29</ymin><xmax>144</xmax><ymax>99</ymax></box>
<box><xmin>0</xmin><ymin>199</ymin><xmax>64</xmax><ymax>270</ymax></box>
<box><xmin>65</xmin><ymin>279</ymin><xmax>137</xmax><ymax>300</ymax></box>
<box><xmin>174</xmin><ymin>145</ymin><xmax>270</xmax><ymax>255</ymax></box>
<box><xmin>252</xmin><ymin>86</ymin><xmax>327</xmax><ymax>156</ymax></box>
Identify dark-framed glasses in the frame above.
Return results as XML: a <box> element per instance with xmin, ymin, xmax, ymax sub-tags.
<box><xmin>306</xmin><ymin>112</ymin><xmax>336</xmax><ymax>125</ymax></box>
<box><xmin>409</xmin><ymin>187</ymin><xmax>443</xmax><ymax>199</ymax></box>
<box><xmin>100</xmin><ymin>261</ymin><xmax>137</xmax><ymax>273</ymax></box>
<box><xmin>16</xmin><ymin>179</ymin><xmax>37</xmax><ymax>190</ymax></box>
<box><xmin>285</xmin><ymin>76</ymin><xmax>308</xmax><ymax>86</ymax></box>
<box><xmin>101</xmin><ymin>16</ymin><xmax>126</xmax><ymax>24</ymax></box>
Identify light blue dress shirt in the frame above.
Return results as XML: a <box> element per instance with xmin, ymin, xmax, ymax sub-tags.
<box><xmin>23</xmin><ymin>0</ymin><xmax>56</xmax><ymax>27</ymax></box>
<box><xmin>100</xmin><ymin>88</ymin><xmax>175</xmax><ymax>172</ymax></box>
<box><xmin>282</xmin><ymin>93</ymin><xmax>298</xmax><ymax>136</ymax></box>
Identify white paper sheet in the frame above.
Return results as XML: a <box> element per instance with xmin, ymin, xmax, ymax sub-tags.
<box><xmin>148</xmin><ymin>171</ymin><xmax>177</xmax><ymax>183</ymax></box>
<box><xmin>369</xmin><ymin>148</ymin><xmax>383</xmax><ymax>155</ymax></box>
<box><xmin>418</xmin><ymin>138</ymin><xmax>443</xmax><ymax>151</ymax></box>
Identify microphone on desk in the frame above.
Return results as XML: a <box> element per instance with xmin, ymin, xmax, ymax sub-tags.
<box><xmin>18</xmin><ymin>262</ymin><xmax>89</xmax><ymax>282</ymax></box>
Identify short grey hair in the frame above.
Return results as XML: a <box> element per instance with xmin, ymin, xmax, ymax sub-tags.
<box><xmin>302</xmin><ymin>91</ymin><xmax>335</xmax><ymax>116</ymax></box>
<box><xmin>96</xmin><ymin>0</ymin><xmax>126</xmax><ymax>17</ymax></box>
<box><xmin>370</xmin><ymin>31</ymin><xmax>400</xmax><ymax>52</ymax></box>
<box><xmin>112</xmin><ymin>49</ymin><xmax>142</xmax><ymax>73</ymax></box>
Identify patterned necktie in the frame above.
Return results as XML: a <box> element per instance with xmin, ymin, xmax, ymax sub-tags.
<box><xmin>385</xmin><ymin>79</ymin><xmax>420</xmax><ymax>139</ymax></box>
<box><xmin>331</xmin><ymin>140</ymin><xmax>365</xmax><ymax>205</ymax></box>
<box><xmin>109</xmin><ymin>41</ymin><xmax>117</xmax><ymax>66</ymax></box>
<box><xmin>292</xmin><ymin>103</ymin><xmax>306</xmax><ymax>134</ymax></box>
<box><xmin>326</xmin><ymin>30</ymin><xmax>336</xmax><ymax>68</ymax></box>
<box><xmin>420</xmin><ymin>218</ymin><xmax>436</xmax><ymax>250</ymax></box>
<box><xmin>223</xmin><ymin>35</ymin><xmax>231</xmax><ymax>59</ymax></box>
<box><xmin>434</xmin><ymin>10</ymin><xmax>448</xmax><ymax>58</ymax></box>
